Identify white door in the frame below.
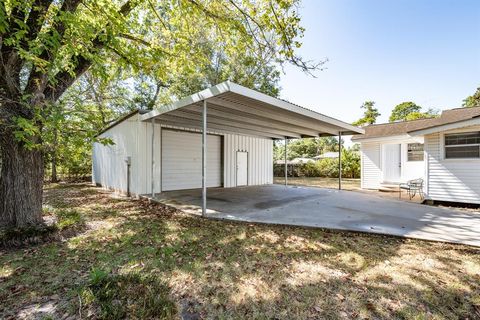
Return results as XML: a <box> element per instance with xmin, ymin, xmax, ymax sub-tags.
<box><xmin>383</xmin><ymin>144</ymin><xmax>401</xmax><ymax>182</ymax></box>
<box><xmin>162</xmin><ymin>130</ymin><xmax>222</xmax><ymax>191</ymax></box>
<box><xmin>236</xmin><ymin>151</ymin><xmax>248</xmax><ymax>186</ymax></box>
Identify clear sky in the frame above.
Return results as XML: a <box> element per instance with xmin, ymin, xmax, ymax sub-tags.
<box><xmin>279</xmin><ymin>0</ymin><xmax>480</xmax><ymax>127</ymax></box>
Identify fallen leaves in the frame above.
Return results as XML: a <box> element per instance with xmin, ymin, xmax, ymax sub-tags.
<box><xmin>1</xmin><ymin>183</ymin><xmax>479</xmax><ymax>320</ymax></box>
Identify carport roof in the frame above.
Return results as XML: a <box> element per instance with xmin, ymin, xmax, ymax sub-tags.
<box><xmin>140</xmin><ymin>81</ymin><xmax>363</xmax><ymax>139</ymax></box>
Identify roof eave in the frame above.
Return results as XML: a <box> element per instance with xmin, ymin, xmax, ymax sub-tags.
<box><xmin>408</xmin><ymin>117</ymin><xmax>480</xmax><ymax>136</ymax></box>
<box><xmin>140</xmin><ymin>81</ymin><xmax>364</xmax><ymax>135</ymax></box>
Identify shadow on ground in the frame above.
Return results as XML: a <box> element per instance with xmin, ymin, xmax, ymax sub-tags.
<box><xmin>0</xmin><ymin>183</ymin><xmax>479</xmax><ymax>319</ymax></box>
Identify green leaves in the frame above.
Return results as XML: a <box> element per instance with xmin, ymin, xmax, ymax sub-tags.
<box><xmin>353</xmin><ymin>101</ymin><xmax>381</xmax><ymax>126</ymax></box>
<box><xmin>2</xmin><ymin>0</ymin><xmax>315</xmax><ymax>181</ymax></box>
<box><xmin>13</xmin><ymin>116</ymin><xmax>41</xmax><ymax>150</ymax></box>
<box><xmin>462</xmin><ymin>87</ymin><xmax>480</xmax><ymax>108</ymax></box>
<box><xmin>389</xmin><ymin>102</ymin><xmax>438</xmax><ymax>122</ymax></box>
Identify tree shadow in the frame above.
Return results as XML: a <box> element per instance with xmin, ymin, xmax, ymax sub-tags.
<box><xmin>1</xmin><ymin>184</ymin><xmax>479</xmax><ymax>319</ymax></box>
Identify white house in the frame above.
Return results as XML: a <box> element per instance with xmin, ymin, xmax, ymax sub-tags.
<box><xmin>92</xmin><ymin>81</ymin><xmax>363</xmax><ymax>205</ymax></box>
<box><xmin>352</xmin><ymin>106</ymin><xmax>480</xmax><ymax>204</ymax></box>
<box><xmin>313</xmin><ymin>151</ymin><xmax>339</xmax><ymax>159</ymax></box>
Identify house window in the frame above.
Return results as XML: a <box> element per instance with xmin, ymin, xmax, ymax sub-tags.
<box><xmin>444</xmin><ymin>132</ymin><xmax>480</xmax><ymax>159</ymax></box>
<box><xmin>407</xmin><ymin>143</ymin><xmax>424</xmax><ymax>161</ymax></box>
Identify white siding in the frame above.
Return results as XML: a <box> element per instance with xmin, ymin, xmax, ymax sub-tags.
<box><xmin>224</xmin><ymin>134</ymin><xmax>273</xmax><ymax>187</ymax></box>
<box><xmin>425</xmin><ymin>126</ymin><xmax>480</xmax><ymax>204</ymax></box>
<box><xmin>361</xmin><ymin>142</ymin><xmax>381</xmax><ymax>189</ymax></box>
<box><xmin>138</xmin><ymin>120</ymin><xmax>162</xmax><ymax>195</ymax></box>
<box><xmin>400</xmin><ymin>142</ymin><xmax>425</xmax><ymax>181</ymax></box>
<box><xmin>93</xmin><ymin>114</ymin><xmax>274</xmax><ymax>194</ymax></box>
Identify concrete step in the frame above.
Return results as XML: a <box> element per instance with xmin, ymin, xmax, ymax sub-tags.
<box><xmin>379</xmin><ymin>183</ymin><xmax>400</xmax><ymax>192</ymax></box>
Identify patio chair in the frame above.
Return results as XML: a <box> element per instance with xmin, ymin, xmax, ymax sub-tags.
<box><xmin>399</xmin><ymin>178</ymin><xmax>424</xmax><ymax>200</ymax></box>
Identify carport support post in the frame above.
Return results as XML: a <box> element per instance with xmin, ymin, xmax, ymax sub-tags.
<box><xmin>151</xmin><ymin>118</ymin><xmax>155</xmax><ymax>198</ymax></box>
<box><xmin>284</xmin><ymin>137</ymin><xmax>288</xmax><ymax>186</ymax></box>
<box><xmin>202</xmin><ymin>100</ymin><xmax>207</xmax><ymax>216</ymax></box>
<box><xmin>338</xmin><ymin>131</ymin><xmax>342</xmax><ymax>190</ymax></box>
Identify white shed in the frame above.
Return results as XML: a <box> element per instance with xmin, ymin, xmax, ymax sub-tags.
<box><xmin>92</xmin><ymin>81</ymin><xmax>363</xmax><ymax>211</ymax></box>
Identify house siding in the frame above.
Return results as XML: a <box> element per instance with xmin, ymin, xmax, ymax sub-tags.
<box><xmin>361</xmin><ymin>142</ymin><xmax>382</xmax><ymax>189</ymax></box>
<box><xmin>224</xmin><ymin>134</ymin><xmax>273</xmax><ymax>187</ymax></box>
<box><xmin>425</xmin><ymin>126</ymin><xmax>480</xmax><ymax>204</ymax></box>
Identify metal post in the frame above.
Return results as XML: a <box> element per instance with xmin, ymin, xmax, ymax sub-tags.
<box><xmin>151</xmin><ymin>118</ymin><xmax>155</xmax><ymax>198</ymax></box>
<box><xmin>202</xmin><ymin>100</ymin><xmax>207</xmax><ymax>216</ymax></box>
<box><xmin>284</xmin><ymin>137</ymin><xmax>288</xmax><ymax>186</ymax></box>
<box><xmin>338</xmin><ymin>131</ymin><xmax>342</xmax><ymax>190</ymax></box>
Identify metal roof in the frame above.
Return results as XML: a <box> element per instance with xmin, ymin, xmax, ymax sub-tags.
<box><xmin>140</xmin><ymin>81</ymin><xmax>364</xmax><ymax>139</ymax></box>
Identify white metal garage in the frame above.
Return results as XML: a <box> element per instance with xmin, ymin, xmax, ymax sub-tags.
<box><xmin>92</xmin><ymin>81</ymin><xmax>364</xmax><ymax>214</ymax></box>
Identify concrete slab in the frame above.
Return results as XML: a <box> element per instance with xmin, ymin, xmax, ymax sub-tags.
<box><xmin>154</xmin><ymin>185</ymin><xmax>480</xmax><ymax>247</ymax></box>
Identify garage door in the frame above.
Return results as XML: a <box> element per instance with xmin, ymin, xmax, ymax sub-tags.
<box><xmin>162</xmin><ymin>130</ymin><xmax>222</xmax><ymax>191</ymax></box>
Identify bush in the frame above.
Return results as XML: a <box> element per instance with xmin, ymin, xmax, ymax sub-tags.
<box><xmin>274</xmin><ymin>150</ymin><xmax>360</xmax><ymax>179</ymax></box>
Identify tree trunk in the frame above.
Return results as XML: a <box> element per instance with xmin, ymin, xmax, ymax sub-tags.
<box><xmin>51</xmin><ymin>154</ymin><xmax>57</xmax><ymax>183</ymax></box>
<box><xmin>51</xmin><ymin>129</ymin><xmax>58</xmax><ymax>183</ymax></box>
<box><xmin>0</xmin><ymin>131</ymin><xmax>44</xmax><ymax>228</ymax></box>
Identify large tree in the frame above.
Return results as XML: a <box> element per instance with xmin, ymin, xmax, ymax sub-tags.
<box><xmin>352</xmin><ymin>101</ymin><xmax>380</xmax><ymax>127</ymax></box>
<box><xmin>0</xmin><ymin>0</ymin><xmax>317</xmax><ymax>228</ymax></box>
<box><xmin>463</xmin><ymin>87</ymin><xmax>480</xmax><ymax>108</ymax></box>
<box><xmin>389</xmin><ymin>101</ymin><xmax>421</xmax><ymax>122</ymax></box>
<box><xmin>389</xmin><ymin>102</ymin><xmax>439</xmax><ymax>122</ymax></box>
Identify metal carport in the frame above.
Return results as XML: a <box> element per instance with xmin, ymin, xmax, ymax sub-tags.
<box><xmin>140</xmin><ymin>81</ymin><xmax>364</xmax><ymax>215</ymax></box>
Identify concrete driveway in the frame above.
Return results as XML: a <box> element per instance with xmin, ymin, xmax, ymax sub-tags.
<box><xmin>154</xmin><ymin>185</ymin><xmax>480</xmax><ymax>247</ymax></box>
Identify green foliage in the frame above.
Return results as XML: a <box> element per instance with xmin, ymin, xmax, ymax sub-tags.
<box><xmin>43</xmin><ymin>73</ymin><xmax>135</xmax><ymax>180</ymax></box>
<box><xmin>341</xmin><ymin>148</ymin><xmax>361</xmax><ymax>179</ymax></box>
<box><xmin>389</xmin><ymin>102</ymin><xmax>421</xmax><ymax>122</ymax></box>
<box><xmin>389</xmin><ymin>102</ymin><xmax>439</xmax><ymax>122</ymax></box>
<box><xmin>55</xmin><ymin>208</ymin><xmax>83</xmax><ymax>230</ymax></box>
<box><xmin>274</xmin><ymin>137</ymin><xmax>339</xmax><ymax>160</ymax></box>
<box><xmin>463</xmin><ymin>87</ymin><xmax>480</xmax><ymax>108</ymax></box>
<box><xmin>1</xmin><ymin>0</ymin><xmax>317</xmax><ymax>182</ymax></box>
<box><xmin>352</xmin><ymin>101</ymin><xmax>380</xmax><ymax>126</ymax></box>
<box><xmin>274</xmin><ymin>148</ymin><xmax>360</xmax><ymax>178</ymax></box>
<box><xmin>404</xmin><ymin>108</ymin><xmax>439</xmax><ymax>121</ymax></box>
<box><xmin>80</xmin><ymin>271</ymin><xmax>176</xmax><ymax>319</ymax></box>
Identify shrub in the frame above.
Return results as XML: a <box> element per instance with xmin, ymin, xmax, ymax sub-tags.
<box><xmin>273</xmin><ymin>150</ymin><xmax>360</xmax><ymax>179</ymax></box>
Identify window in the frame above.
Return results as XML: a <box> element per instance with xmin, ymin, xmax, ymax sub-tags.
<box><xmin>444</xmin><ymin>132</ymin><xmax>480</xmax><ymax>159</ymax></box>
<box><xmin>407</xmin><ymin>143</ymin><xmax>424</xmax><ymax>161</ymax></box>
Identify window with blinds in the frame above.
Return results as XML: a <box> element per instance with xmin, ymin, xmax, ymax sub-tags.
<box><xmin>444</xmin><ymin>132</ymin><xmax>480</xmax><ymax>159</ymax></box>
<box><xmin>407</xmin><ymin>143</ymin><xmax>424</xmax><ymax>161</ymax></box>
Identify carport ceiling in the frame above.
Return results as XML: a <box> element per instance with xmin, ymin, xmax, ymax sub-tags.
<box><xmin>140</xmin><ymin>81</ymin><xmax>364</xmax><ymax>139</ymax></box>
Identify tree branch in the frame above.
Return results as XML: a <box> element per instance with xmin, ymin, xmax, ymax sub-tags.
<box><xmin>24</xmin><ymin>0</ymin><xmax>83</xmax><ymax>100</ymax></box>
<box><xmin>44</xmin><ymin>0</ymin><xmax>136</xmax><ymax>102</ymax></box>
<box><xmin>23</xmin><ymin>0</ymin><xmax>54</xmax><ymax>47</ymax></box>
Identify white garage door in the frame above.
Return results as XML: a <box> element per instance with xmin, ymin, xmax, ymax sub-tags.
<box><xmin>162</xmin><ymin>130</ymin><xmax>222</xmax><ymax>191</ymax></box>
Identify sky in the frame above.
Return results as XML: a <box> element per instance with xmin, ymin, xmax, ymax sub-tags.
<box><xmin>279</xmin><ymin>0</ymin><xmax>480</xmax><ymax>128</ymax></box>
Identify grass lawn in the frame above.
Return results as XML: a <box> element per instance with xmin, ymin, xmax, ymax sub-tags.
<box><xmin>1</xmin><ymin>183</ymin><xmax>479</xmax><ymax>319</ymax></box>
<box><xmin>274</xmin><ymin>176</ymin><xmax>361</xmax><ymax>190</ymax></box>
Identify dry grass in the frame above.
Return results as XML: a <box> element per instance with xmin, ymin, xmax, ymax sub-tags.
<box><xmin>274</xmin><ymin>177</ymin><xmax>361</xmax><ymax>190</ymax></box>
<box><xmin>1</xmin><ymin>183</ymin><xmax>479</xmax><ymax>319</ymax></box>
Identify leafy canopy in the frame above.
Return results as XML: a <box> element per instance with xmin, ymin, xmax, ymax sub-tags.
<box><xmin>389</xmin><ymin>102</ymin><xmax>422</xmax><ymax>122</ymax></box>
<box><xmin>463</xmin><ymin>87</ymin><xmax>480</xmax><ymax>108</ymax></box>
<box><xmin>1</xmin><ymin>0</ymin><xmax>319</xmax><ymax>148</ymax></box>
<box><xmin>352</xmin><ymin>101</ymin><xmax>380</xmax><ymax>127</ymax></box>
<box><xmin>389</xmin><ymin>102</ymin><xmax>438</xmax><ymax>122</ymax></box>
